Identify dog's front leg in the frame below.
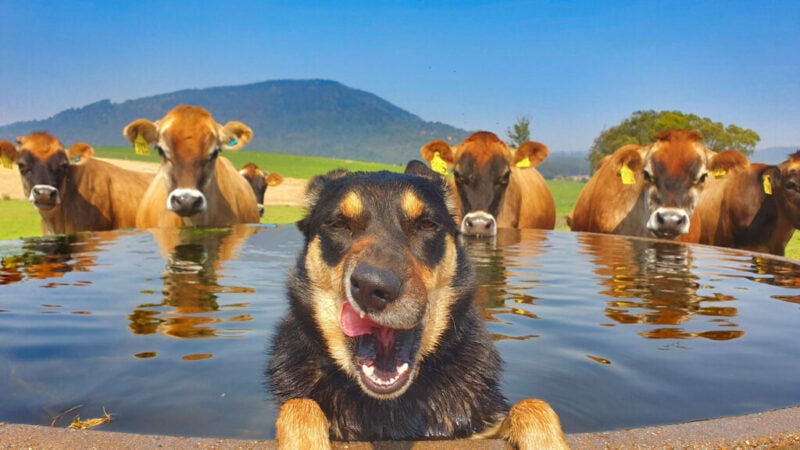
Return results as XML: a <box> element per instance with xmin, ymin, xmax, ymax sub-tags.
<box><xmin>276</xmin><ymin>398</ymin><xmax>332</xmax><ymax>450</ymax></box>
<box><xmin>497</xmin><ymin>398</ymin><xmax>568</xmax><ymax>449</ymax></box>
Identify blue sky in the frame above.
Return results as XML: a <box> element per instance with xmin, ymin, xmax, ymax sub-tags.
<box><xmin>1</xmin><ymin>0</ymin><xmax>798</xmax><ymax>152</ymax></box>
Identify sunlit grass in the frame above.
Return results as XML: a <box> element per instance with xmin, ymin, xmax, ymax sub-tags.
<box><xmin>0</xmin><ymin>199</ymin><xmax>42</xmax><ymax>240</ymax></box>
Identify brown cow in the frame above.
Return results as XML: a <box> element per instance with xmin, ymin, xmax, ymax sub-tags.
<box><xmin>569</xmin><ymin>130</ymin><xmax>741</xmax><ymax>239</ymax></box>
<box><xmin>420</xmin><ymin>131</ymin><xmax>555</xmax><ymax>236</ymax></box>
<box><xmin>1</xmin><ymin>132</ymin><xmax>153</xmax><ymax>235</ymax></box>
<box><xmin>689</xmin><ymin>151</ymin><xmax>800</xmax><ymax>255</ymax></box>
<box><xmin>239</xmin><ymin>162</ymin><xmax>284</xmax><ymax>217</ymax></box>
<box><xmin>123</xmin><ymin>105</ymin><xmax>261</xmax><ymax>228</ymax></box>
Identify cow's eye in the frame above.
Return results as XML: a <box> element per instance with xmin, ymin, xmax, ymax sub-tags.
<box><xmin>210</xmin><ymin>148</ymin><xmax>220</xmax><ymax>160</ymax></box>
<box><xmin>697</xmin><ymin>173</ymin><xmax>708</xmax><ymax>184</ymax></box>
<box><xmin>497</xmin><ymin>171</ymin><xmax>511</xmax><ymax>186</ymax></box>
<box><xmin>156</xmin><ymin>146</ymin><xmax>167</xmax><ymax>159</ymax></box>
<box><xmin>643</xmin><ymin>170</ymin><xmax>653</xmax><ymax>183</ymax></box>
<box><xmin>17</xmin><ymin>162</ymin><xmax>28</xmax><ymax>174</ymax></box>
<box><xmin>453</xmin><ymin>171</ymin><xmax>465</xmax><ymax>184</ymax></box>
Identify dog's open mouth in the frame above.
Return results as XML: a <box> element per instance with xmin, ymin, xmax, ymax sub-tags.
<box><xmin>340</xmin><ymin>302</ymin><xmax>419</xmax><ymax>396</ymax></box>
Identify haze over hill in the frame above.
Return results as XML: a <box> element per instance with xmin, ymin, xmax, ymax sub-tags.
<box><xmin>0</xmin><ymin>79</ymin><xmax>471</xmax><ymax>165</ymax></box>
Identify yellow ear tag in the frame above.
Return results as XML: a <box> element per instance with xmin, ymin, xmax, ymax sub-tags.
<box><xmin>134</xmin><ymin>133</ymin><xmax>150</xmax><ymax>156</ymax></box>
<box><xmin>620</xmin><ymin>162</ymin><xmax>636</xmax><ymax>185</ymax></box>
<box><xmin>763</xmin><ymin>174</ymin><xmax>773</xmax><ymax>195</ymax></box>
<box><xmin>431</xmin><ymin>152</ymin><xmax>448</xmax><ymax>175</ymax></box>
<box><xmin>711</xmin><ymin>169</ymin><xmax>727</xmax><ymax>178</ymax></box>
<box><xmin>0</xmin><ymin>154</ymin><xmax>11</xmax><ymax>169</ymax></box>
<box><xmin>515</xmin><ymin>156</ymin><xmax>531</xmax><ymax>168</ymax></box>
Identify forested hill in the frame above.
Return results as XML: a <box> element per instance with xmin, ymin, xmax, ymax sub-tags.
<box><xmin>0</xmin><ymin>79</ymin><xmax>471</xmax><ymax>164</ymax></box>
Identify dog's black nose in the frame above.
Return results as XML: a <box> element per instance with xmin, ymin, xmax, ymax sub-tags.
<box><xmin>350</xmin><ymin>262</ymin><xmax>402</xmax><ymax>313</ymax></box>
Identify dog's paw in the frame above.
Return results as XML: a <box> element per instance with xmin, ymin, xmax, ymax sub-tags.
<box><xmin>276</xmin><ymin>398</ymin><xmax>332</xmax><ymax>450</ymax></box>
<box><xmin>501</xmin><ymin>398</ymin><xmax>568</xmax><ymax>450</ymax></box>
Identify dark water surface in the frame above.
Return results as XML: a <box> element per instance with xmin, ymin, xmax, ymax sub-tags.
<box><xmin>1</xmin><ymin>225</ymin><xmax>799</xmax><ymax>439</ymax></box>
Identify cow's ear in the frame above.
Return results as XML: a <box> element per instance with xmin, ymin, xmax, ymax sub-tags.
<box><xmin>708</xmin><ymin>150</ymin><xmax>749</xmax><ymax>178</ymax></box>
<box><xmin>614</xmin><ymin>145</ymin><xmax>644</xmax><ymax>184</ymax></box>
<box><xmin>123</xmin><ymin>119</ymin><xmax>158</xmax><ymax>145</ymax></box>
<box><xmin>513</xmin><ymin>141</ymin><xmax>549</xmax><ymax>168</ymax></box>
<box><xmin>68</xmin><ymin>142</ymin><xmax>94</xmax><ymax>164</ymax></box>
<box><xmin>761</xmin><ymin>166</ymin><xmax>781</xmax><ymax>196</ymax></box>
<box><xmin>0</xmin><ymin>140</ymin><xmax>18</xmax><ymax>168</ymax></box>
<box><xmin>266</xmin><ymin>172</ymin><xmax>284</xmax><ymax>187</ymax></box>
<box><xmin>221</xmin><ymin>121</ymin><xmax>253</xmax><ymax>150</ymax></box>
<box><xmin>420</xmin><ymin>140</ymin><xmax>454</xmax><ymax>176</ymax></box>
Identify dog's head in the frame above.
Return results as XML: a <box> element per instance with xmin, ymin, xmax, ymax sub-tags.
<box><xmin>295</xmin><ymin>167</ymin><xmax>467</xmax><ymax>400</ymax></box>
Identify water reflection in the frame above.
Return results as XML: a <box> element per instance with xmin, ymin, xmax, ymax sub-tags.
<box><xmin>0</xmin><ymin>232</ymin><xmax>128</xmax><ymax>287</ymax></box>
<box><xmin>577</xmin><ymin>234</ymin><xmax>743</xmax><ymax>340</ymax></box>
<box><xmin>460</xmin><ymin>228</ymin><xmax>546</xmax><ymax>341</ymax></box>
<box><xmin>128</xmin><ymin>225</ymin><xmax>260</xmax><ymax>339</ymax></box>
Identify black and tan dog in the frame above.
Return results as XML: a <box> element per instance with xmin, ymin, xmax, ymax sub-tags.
<box><xmin>267</xmin><ymin>165</ymin><xmax>567</xmax><ymax>449</ymax></box>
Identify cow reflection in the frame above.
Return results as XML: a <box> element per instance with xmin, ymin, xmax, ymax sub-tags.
<box><xmin>1</xmin><ymin>232</ymin><xmax>128</xmax><ymax>286</ymax></box>
<box><xmin>460</xmin><ymin>228</ymin><xmax>547</xmax><ymax>341</ymax></box>
<box><xmin>577</xmin><ymin>233</ymin><xmax>743</xmax><ymax>341</ymax></box>
<box><xmin>128</xmin><ymin>225</ymin><xmax>259</xmax><ymax>338</ymax></box>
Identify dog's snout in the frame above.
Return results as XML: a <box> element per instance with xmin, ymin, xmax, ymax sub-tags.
<box><xmin>350</xmin><ymin>263</ymin><xmax>402</xmax><ymax>313</ymax></box>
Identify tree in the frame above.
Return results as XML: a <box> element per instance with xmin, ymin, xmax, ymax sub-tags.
<box><xmin>589</xmin><ymin>110</ymin><xmax>760</xmax><ymax>170</ymax></box>
<box><xmin>506</xmin><ymin>115</ymin><xmax>531</xmax><ymax>148</ymax></box>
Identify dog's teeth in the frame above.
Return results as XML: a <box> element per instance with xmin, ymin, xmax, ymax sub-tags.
<box><xmin>362</xmin><ymin>364</ymin><xmax>374</xmax><ymax>378</ymax></box>
<box><xmin>397</xmin><ymin>363</ymin><xmax>409</xmax><ymax>375</ymax></box>
<box><xmin>359</xmin><ymin>310</ymin><xmax>366</xmax><ymax>319</ymax></box>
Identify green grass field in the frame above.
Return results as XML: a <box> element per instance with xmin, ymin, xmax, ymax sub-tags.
<box><xmin>94</xmin><ymin>147</ymin><xmax>402</xmax><ymax>178</ymax></box>
<box><xmin>1</xmin><ymin>151</ymin><xmax>798</xmax><ymax>259</ymax></box>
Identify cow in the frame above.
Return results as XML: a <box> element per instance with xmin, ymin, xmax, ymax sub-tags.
<box><xmin>1</xmin><ymin>132</ymin><xmax>153</xmax><ymax>235</ymax></box>
<box><xmin>568</xmin><ymin>129</ymin><xmax>744</xmax><ymax>240</ymax></box>
<box><xmin>419</xmin><ymin>131</ymin><xmax>555</xmax><ymax>236</ymax></box>
<box><xmin>123</xmin><ymin>105</ymin><xmax>261</xmax><ymax>228</ymax></box>
<box><xmin>688</xmin><ymin>151</ymin><xmax>800</xmax><ymax>256</ymax></box>
<box><xmin>239</xmin><ymin>162</ymin><xmax>284</xmax><ymax>217</ymax></box>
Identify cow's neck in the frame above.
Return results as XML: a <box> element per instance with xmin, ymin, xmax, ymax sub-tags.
<box><xmin>614</xmin><ymin>191</ymin><xmax>651</xmax><ymax>237</ymax></box>
<box><xmin>188</xmin><ymin>160</ymin><xmax>233</xmax><ymax>227</ymax></box>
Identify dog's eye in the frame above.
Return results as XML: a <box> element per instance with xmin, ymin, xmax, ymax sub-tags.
<box><xmin>418</xmin><ymin>218</ymin><xmax>438</xmax><ymax>231</ymax></box>
<box><xmin>328</xmin><ymin>218</ymin><xmax>349</xmax><ymax>230</ymax></box>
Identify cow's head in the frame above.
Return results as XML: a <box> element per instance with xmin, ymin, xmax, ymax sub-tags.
<box><xmin>617</xmin><ymin>130</ymin><xmax>723</xmax><ymax>239</ymax></box>
<box><xmin>0</xmin><ymin>133</ymin><xmax>91</xmax><ymax>210</ymax></box>
<box><xmin>420</xmin><ymin>131</ymin><xmax>548</xmax><ymax>236</ymax></box>
<box><xmin>239</xmin><ymin>162</ymin><xmax>283</xmax><ymax>217</ymax></box>
<box><xmin>768</xmin><ymin>150</ymin><xmax>800</xmax><ymax>228</ymax></box>
<box><xmin>123</xmin><ymin>105</ymin><xmax>253</xmax><ymax>218</ymax></box>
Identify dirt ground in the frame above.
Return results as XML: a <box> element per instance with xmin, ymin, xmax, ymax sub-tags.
<box><xmin>0</xmin><ymin>157</ymin><xmax>307</xmax><ymax>206</ymax></box>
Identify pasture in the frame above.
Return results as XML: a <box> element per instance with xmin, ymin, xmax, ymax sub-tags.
<box><xmin>0</xmin><ymin>148</ymin><xmax>798</xmax><ymax>259</ymax></box>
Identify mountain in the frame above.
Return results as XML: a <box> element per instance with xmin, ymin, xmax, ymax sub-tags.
<box><xmin>0</xmin><ymin>79</ymin><xmax>471</xmax><ymax>164</ymax></box>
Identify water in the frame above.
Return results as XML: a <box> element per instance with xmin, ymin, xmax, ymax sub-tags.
<box><xmin>1</xmin><ymin>225</ymin><xmax>799</xmax><ymax>438</ymax></box>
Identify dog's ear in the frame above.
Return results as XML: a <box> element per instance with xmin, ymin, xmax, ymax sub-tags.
<box><xmin>404</xmin><ymin>159</ymin><xmax>445</xmax><ymax>182</ymax></box>
<box><xmin>297</xmin><ymin>169</ymin><xmax>352</xmax><ymax>235</ymax></box>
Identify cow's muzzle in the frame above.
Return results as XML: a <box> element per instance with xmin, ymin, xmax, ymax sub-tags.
<box><xmin>647</xmin><ymin>207</ymin><xmax>690</xmax><ymax>239</ymax></box>
<box><xmin>461</xmin><ymin>211</ymin><xmax>497</xmax><ymax>237</ymax></box>
<box><xmin>167</xmin><ymin>188</ymin><xmax>208</xmax><ymax>217</ymax></box>
<box><xmin>29</xmin><ymin>184</ymin><xmax>60</xmax><ymax>210</ymax></box>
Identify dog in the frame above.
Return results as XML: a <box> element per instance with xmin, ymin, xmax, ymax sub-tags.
<box><xmin>267</xmin><ymin>164</ymin><xmax>567</xmax><ymax>449</ymax></box>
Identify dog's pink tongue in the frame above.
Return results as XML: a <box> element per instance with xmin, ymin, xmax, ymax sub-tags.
<box><xmin>341</xmin><ymin>302</ymin><xmax>380</xmax><ymax>337</ymax></box>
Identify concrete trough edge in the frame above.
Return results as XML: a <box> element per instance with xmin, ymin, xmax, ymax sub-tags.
<box><xmin>2</xmin><ymin>406</ymin><xmax>799</xmax><ymax>449</ymax></box>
